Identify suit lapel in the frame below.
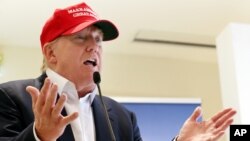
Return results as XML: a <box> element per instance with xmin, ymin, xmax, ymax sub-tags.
<box><xmin>92</xmin><ymin>96</ymin><xmax>117</xmax><ymax>141</ymax></box>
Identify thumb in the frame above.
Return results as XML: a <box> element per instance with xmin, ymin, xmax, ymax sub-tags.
<box><xmin>189</xmin><ymin>106</ymin><xmax>202</xmax><ymax>121</ymax></box>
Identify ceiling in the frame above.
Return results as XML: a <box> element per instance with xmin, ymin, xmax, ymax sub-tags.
<box><xmin>1</xmin><ymin>0</ymin><xmax>250</xmax><ymax>63</ymax></box>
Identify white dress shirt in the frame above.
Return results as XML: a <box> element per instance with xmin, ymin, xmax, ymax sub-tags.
<box><xmin>34</xmin><ymin>69</ymin><xmax>96</xmax><ymax>141</ymax></box>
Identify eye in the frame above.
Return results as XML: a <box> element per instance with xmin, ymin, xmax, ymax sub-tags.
<box><xmin>95</xmin><ymin>36</ymin><xmax>102</xmax><ymax>43</ymax></box>
<box><xmin>75</xmin><ymin>35</ymin><xmax>86</xmax><ymax>41</ymax></box>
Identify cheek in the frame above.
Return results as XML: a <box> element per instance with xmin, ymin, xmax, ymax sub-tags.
<box><xmin>55</xmin><ymin>53</ymin><xmax>75</xmax><ymax>67</ymax></box>
<box><xmin>59</xmin><ymin>48</ymin><xmax>81</xmax><ymax>60</ymax></box>
<box><xmin>49</xmin><ymin>56</ymin><xmax>57</xmax><ymax>64</ymax></box>
<box><xmin>98</xmin><ymin>54</ymin><xmax>103</xmax><ymax>70</ymax></box>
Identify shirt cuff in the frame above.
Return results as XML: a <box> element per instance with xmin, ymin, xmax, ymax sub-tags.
<box><xmin>33</xmin><ymin>122</ymin><xmax>41</xmax><ymax>141</ymax></box>
<box><xmin>172</xmin><ymin>135</ymin><xmax>179</xmax><ymax>141</ymax></box>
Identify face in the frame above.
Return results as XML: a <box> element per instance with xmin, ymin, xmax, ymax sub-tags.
<box><xmin>44</xmin><ymin>25</ymin><xmax>103</xmax><ymax>96</ymax></box>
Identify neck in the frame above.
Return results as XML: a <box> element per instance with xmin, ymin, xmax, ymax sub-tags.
<box><xmin>77</xmin><ymin>85</ymin><xmax>95</xmax><ymax>98</ymax></box>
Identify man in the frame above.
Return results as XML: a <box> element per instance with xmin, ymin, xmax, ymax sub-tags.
<box><xmin>0</xmin><ymin>2</ymin><xmax>236</xmax><ymax>141</ymax></box>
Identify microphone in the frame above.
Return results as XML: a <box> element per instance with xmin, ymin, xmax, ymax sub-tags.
<box><xmin>93</xmin><ymin>71</ymin><xmax>116</xmax><ymax>141</ymax></box>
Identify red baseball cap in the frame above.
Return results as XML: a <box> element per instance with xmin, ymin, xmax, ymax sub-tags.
<box><xmin>40</xmin><ymin>2</ymin><xmax>119</xmax><ymax>48</ymax></box>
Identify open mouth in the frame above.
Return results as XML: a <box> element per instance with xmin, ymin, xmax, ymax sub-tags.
<box><xmin>83</xmin><ymin>58</ymin><xmax>97</xmax><ymax>67</ymax></box>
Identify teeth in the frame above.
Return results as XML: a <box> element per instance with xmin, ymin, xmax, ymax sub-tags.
<box><xmin>84</xmin><ymin>58</ymin><xmax>97</xmax><ymax>66</ymax></box>
<box><xmin>88</xmin><ymin>58</ymin><xmax>95</xmax><ymax>62</ymax></box>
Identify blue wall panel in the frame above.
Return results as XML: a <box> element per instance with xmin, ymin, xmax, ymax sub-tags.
<box><xmin>122</xmin><ymin>102</ymin><xmax>201</xmax><ymax>141</ymax></box>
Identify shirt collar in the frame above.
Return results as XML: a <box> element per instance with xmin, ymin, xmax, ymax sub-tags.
<box><xmin>45</xmin><ymin>68</ymin><xmax>96</xmax><ymax>104</ymax></box>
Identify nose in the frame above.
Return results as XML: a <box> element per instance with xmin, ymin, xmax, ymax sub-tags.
<box><xmin>86</xmin><ymin>37</ymin><xmax>100</xmax><ymax>52</ymax></box>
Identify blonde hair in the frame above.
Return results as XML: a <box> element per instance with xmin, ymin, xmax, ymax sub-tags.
<box><xmin>40</xmin><ymin>57</ymin><xmax>47</xmax><ymax>73</ymax></box>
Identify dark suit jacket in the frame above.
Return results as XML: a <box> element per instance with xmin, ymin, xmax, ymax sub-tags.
<box><xmin>0</xmin><ymin>74</ymin><xmax>142</xmax><ymax>141</ymax></box>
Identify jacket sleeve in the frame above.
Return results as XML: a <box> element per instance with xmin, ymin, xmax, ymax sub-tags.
<box><xmin>0</xmin><ymin>88</ymin><xmax>36</xmax><ymax>141</ymax></box>
<box><xmin>130</xmin><ymin>111</ymin><xmax>143</xmax><ymax>141</ymax></box>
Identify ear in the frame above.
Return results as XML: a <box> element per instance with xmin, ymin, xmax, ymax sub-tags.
<box><xmin>42</xmin><ymin>43</ymin><xmax>57</xmax><ymax>64</ymax></box>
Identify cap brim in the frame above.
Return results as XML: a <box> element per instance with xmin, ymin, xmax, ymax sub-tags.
<box><xmin>62</xmin><ymin>20</ymin><xmax>119</xmax><ymax>41</ymax></box>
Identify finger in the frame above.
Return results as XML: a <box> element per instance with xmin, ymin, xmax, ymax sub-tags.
<box><xmin>44</xmin><ymin>83</ymin><xmax>58</xmax><ymax>116</ymax></box>
<box><xmin>51</xmin><ymin>94</ymin><xmax>67</xmax><ymax>118</ymax></box>
<box><xmin>36</xmin><ymin>78</ymin><xmax>52</xmax><ymax>112</ymax></box>
<box><xmin>214</xmin><ymin>109</ymin><xmax>236</xmax><ymax>127</ymax></box>
<box><xmin>40</xmin><ymin>78</ymin><xmax>52</xmax><ymax>96</ymax></box>
<box><xmin>26</xmin><ymin>86</ymin><xmax>39</xmax><ymax>109</ymax></box>
<box><xmin>214</xmin><ymin>118</ymin><xmax>234</xmax><ymax>134</ymax></box>
<box><xmin>189</xmin><ymin>106</ymin><xmax>202</xmax><ymax>121</ymax></box>
<box><xmin>61</xmin><ymin>112</ymin><xmax>79</xmax><ymax>125</ymax></box>
<box><xmin>211</xmin><ymin>108</ymin><xmax>233</xmax><ymax>122</ymax></box>
<box><xmin>211</xmin><ymin>131</ymin><xmax>225</xmax><ymax>141</ymax></box>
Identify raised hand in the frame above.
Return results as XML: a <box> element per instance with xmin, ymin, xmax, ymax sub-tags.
<box><xmin>177</xmin><ymin>106</ymin><xmax>236</xmax><ymax>141</ymax></box>
<box><xmin>26</xmin><ymin>78</ymin><xmax>78</xmax><ymax>141</ymax></box>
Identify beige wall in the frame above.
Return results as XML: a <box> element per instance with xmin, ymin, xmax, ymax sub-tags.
<box><xmin>0</xmin><ymin>46</ymin><xmax>43</xmax><ymax>82</ymax></box>
<box><xmin>102</xmin><ymin>52</ymin><xmax>223</xmax><ymax>119</ymax></box>
<box><xmin>0</xmin><ymin>45</ymin><xmax>226</xmax><ymax>140</ymax></box>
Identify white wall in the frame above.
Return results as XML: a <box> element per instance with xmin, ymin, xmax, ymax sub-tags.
<box><xmin>217</xmin><ymin>23</ymin><xmax>250</xmax><ymax>124</ymax></box>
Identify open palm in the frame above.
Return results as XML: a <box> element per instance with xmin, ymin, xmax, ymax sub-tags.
<box><xmin>177</xmin><ymin>107</ymin><xmax>236</xmax><ymax>141</ymax></box>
